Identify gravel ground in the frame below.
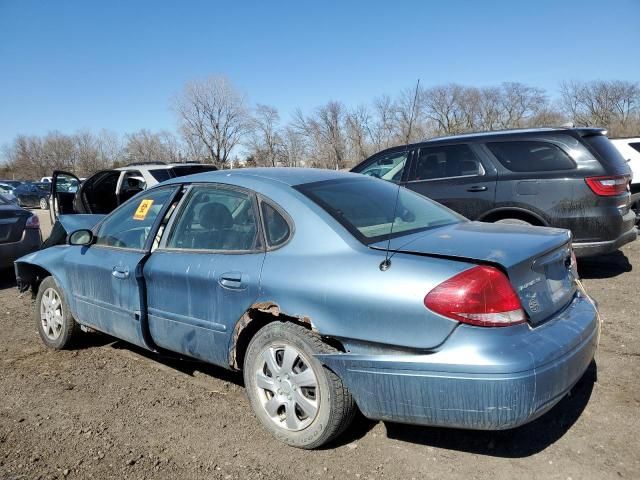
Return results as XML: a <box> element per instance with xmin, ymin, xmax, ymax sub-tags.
<box><xmin>0</xmin><ymin>211</ymin><xmax>638</xmax><ymax>479</ymax></box>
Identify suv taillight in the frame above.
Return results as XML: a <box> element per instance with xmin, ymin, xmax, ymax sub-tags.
<box><xmin>25</xmin><ymin>214</ymin><xmax>40</xmax><ymax>229</ymax></box>
<box><xmin>424</xmin><ymin>265</ymin><xmax>526</xmax><ymax>327</ymax></box>
<box><xmin>585</xmin><ymin>175</ymin><xmax>630</xmax><ymax>196</ymax></box>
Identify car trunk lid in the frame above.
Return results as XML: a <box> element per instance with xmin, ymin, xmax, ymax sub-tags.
<box><xmin>370</xmin><ymin>221</ymin><xmax>576</xmax><ymax>325</ymax></box>
<box><xmin>0</xmin><ymin>205</ymin><xmax>30</xmax><ymax>244</ymax></box>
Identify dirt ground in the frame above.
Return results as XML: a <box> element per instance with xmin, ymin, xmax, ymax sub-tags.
<box><xmin>0</xmin><ymin>210</ymin><xmax>638</xmax><ymax>480</ymax></box>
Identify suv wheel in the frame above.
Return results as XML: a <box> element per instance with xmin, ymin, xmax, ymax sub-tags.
<box><xmin>39</xmin><ymin>197</ymin><xmax>49</xmax><ymax>210</ymax></box>
<box><xmin>244</xmin><ymin>322</ymin><xmax>356</xmax><ymax>449</ymax></box>
<box><xmin>494</xmin><ymin>218</ymin><xmax>531</xmax><ymax>226</ymax></box>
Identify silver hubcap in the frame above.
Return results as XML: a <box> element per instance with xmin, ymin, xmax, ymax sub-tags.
<box><xmin>40</xmin><ymin>288</ymin><xmax>63</xmax><ymax>340</ymax></box>
<box><xmin>255</xmin><ymin>344</ymin><xmax>319</xmax><ymax>431</ymax></box>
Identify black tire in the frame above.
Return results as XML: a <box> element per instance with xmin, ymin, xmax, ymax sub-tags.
<box><xmin>35</xmin><ymin>276</ymin><xmax>80</xmax><ymax>349</ymax></box>
<box><xmin>494</xmin><ymin>218</ymin><xmax>532</xmax><ymax>226</ymax></box>
<box><xmin>243</xmin><ymin>322</ymin><xmax>356</xmax><ymax>449</ymax></box>
<box><xmin>39</xmin><ymin>197</ymin><xmax>49</xmax><ymax>210</ymax></box>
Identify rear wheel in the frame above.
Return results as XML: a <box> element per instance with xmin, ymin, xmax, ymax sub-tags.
<box><xmin>243</xmin><ymin>322</ymin><xmax>356</xmax><ymax>449</ymax></box>
<box><xmin>39</xmin><ymin>197</ymin><xmax>49</xmax><ymax>210</ymax></box>
<box><xmin>494</xmin><ymin>218</ymin><xmax>532</xmax><ymax>226</ymax></box>
<box><xmin>35</xmin><ymin>276</ymin><xmax>80</xmax><ymax>349</ymax></box>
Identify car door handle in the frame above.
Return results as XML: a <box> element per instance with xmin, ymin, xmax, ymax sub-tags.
<box><xmin>467</xmin><ymin>185</ymin><xmax>488</xmax><ymax>192</ymax></box>
<box><xmin>112</xmin><ymin>266</ymin><xmax>129</xmax><ymax>279</ymax></box>
<box><xmin>219</xmin><ymin>272</ymin><xmax>244</xmax><ymax>290</ymax></box>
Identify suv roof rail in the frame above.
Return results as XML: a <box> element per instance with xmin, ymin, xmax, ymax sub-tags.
<box><xmin>125</xmin><ymin>161</ymin><xmax>168</xmax><ymax>167</ymax></box>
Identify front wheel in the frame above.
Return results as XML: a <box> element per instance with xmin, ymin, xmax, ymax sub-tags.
<box><xmin>39</xmin><ymin>197</ymin><xmax>49</xmax><ymax>210</ymax></box>
<box><xmin>35</xmin><ymin>276</ymin><xmax>80</xmax><ymax>349</ymax></box>
<box><xmin>243</xmin><ymin>322</ymin><xmax>356</xmax><ymax>449</ymax></box>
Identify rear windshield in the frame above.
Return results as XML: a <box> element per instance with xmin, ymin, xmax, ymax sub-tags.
<box><xmin>0</xmin><ymin>194</ymin><xmax>9</xmax><ymax>205</ymax></box>
<box><xmin>583</xmin><ymin>135</ymin><xmax>629</xmax><ymax>172</ymax></box>
<box><xmin>296</xmin><ymin>178</ymin><xmax>463</xmax><ymax>244</ymax></box>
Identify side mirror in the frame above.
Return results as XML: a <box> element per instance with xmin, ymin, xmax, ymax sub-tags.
<box><xmin>68</xmin><ymin>229</ymin><xmax>94</xmax><ymax>246</ymax></box>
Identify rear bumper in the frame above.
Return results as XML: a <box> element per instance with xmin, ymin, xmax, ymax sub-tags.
<box><xmin>318</xmin><ymin>292</ymin><xmax>599</xmax><ymax>430</ymax></box>
<box><xmin>1</xmin><ymin>229</ymin><xmax>41</xmax><ymax>269</ymax></box>
<box><xmin>573</xmin><ymin>226</ymin><xmax>637</xmax><ymax>257</ymax></box>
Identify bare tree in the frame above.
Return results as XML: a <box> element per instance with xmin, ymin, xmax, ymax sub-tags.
<box><xmin>124</xmin><ymin>129</ymin><xmax>180</xmax><ymax>164</ymax></box>
<box><xmin>560</xmin><ymin>80</ymin><xmax>640</xmax><ymax>136</ymax></box>
<box><xmin>248</xmin><ymin>104</ymin><xmax>282</xmax><ymax>167</ymax></box>
<box><xmin>174</xmin><ymin>76</ymin><xmax>250</xmax><ymax>167</ymax></box>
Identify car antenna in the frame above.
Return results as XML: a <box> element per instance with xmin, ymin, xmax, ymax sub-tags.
<box><xmin>380</xmin><ymin>79</ymin><xmax>420</xmax><ymax>272</ymax></box>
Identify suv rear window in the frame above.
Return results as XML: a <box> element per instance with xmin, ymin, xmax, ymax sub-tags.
<box><xmin>486</xmin><ymin>141</ymin><xmax>575</xmax><ymax>172</ymax></box>
<box><xmin>169</xmin><ymin>165</ymin><xmax>218</xmax><ymax>178</ymax></box>
<box><xmin>297</xmin><ymin>178</ymin><xmax>462</xmax><ymax>244</ymax></box>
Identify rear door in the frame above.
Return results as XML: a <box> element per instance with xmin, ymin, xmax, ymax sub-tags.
<box><xmin>64</xmin><ymin>186</ymin><xmax>179</xmax><ymax>347</ymax></box>
<box><xmin>405</xmin><ymin>143</ymin><xmax>497</xmax><ymax>219</ymax></box>
<box><xmin>143</xmin><ymin>183</ymin><xmax>265</xmax><ymax>366</ymax></box>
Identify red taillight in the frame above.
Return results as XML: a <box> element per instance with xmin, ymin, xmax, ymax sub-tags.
<box><xmin>25</xmin><ymin>214</ymin><xmax>40</xmax><ymax>229</ymax></box>
<box><xmin>585</xmin><ymin>175</ymin><xmax>629</xmax><ymax>196</ymax></box>
<box><xmin>424</xmin><ymin>265</ymin><xmax>526</xmax><ymax>327</ymax></box>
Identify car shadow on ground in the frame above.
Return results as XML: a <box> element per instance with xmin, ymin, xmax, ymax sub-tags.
<box><xmin>382</xmin><ymin>361</ymin><xmax>597</xmax><ymax>457</ymax></box>
<box><xmin>108</xmin><ymin>339</ymin><xmax>245</xmax><ymax>387</ymax></box>
<box><xmin>578</xmin><ymin>250</ymin><xmax>632</xmax><ymax>279</ymax></box>
<box><xmin>0</xmin><ymin>268</ymin><xmax>18</xmax><ymax>289</ymax></box>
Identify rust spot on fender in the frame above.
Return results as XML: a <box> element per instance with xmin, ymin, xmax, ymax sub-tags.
<box><xmin>228</xmin><ymin>301</ymin><xmax>315</xmax><ymax>369</ymax></box>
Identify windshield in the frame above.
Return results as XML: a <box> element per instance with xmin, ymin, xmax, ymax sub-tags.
<box><xmin>297</xmin><ymin>177</ymin><xmax>463</xmax><ymax>244</ymax></box>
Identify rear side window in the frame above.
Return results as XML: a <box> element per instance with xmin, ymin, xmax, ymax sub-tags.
<box><xmin>149</xmin><ymin>169</ymin><xmax>172</xmax><ymax>182</ymax></box>
<box><xmin>486</xmin><ymin>141</ymin><xmax>575</xmax><ymax>172</ymax></box>
<box><xmin>261</xmin><ymin>202</ymin><xmax>291</xmax><ymax>248</ymax></box>
<box><xmin>409</xmin><ymin>144</ymin><xmax>483</xmax><ymax>181</ymax></box>
<box><xmin>582</xmin><ymin>135</ymin><xmax>628</xmax><ymax>170</ymax></box>
<box><xmin>628</xmin><ymin>142</ymin><xmax>640</xmax><ymax>154</ymax></box>
<box><xmin>166</xmin><ymin>186</ymin><xmax>259</xmax><ymax>251</ymax></box>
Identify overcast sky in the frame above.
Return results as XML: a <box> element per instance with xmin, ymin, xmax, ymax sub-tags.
<box><xmin>1</xmin><ymin>0</ymin><xmax>639</xmax><ymax>148</ymax></box>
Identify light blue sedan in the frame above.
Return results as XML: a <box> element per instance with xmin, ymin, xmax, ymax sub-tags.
<box><xmin>15</xmin><ymin>168</ymin><xmax>599</xmax><ymax>448</ymax></box>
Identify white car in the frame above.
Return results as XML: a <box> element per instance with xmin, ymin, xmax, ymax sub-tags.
<box><xmin>610</xmin><ymin>138</ymin><xmax>640</xmax><ymax>208</ymax></box>
<box><xmin>49</xmin><ymin>162</ymin><xmax>217</xmax><ymax>220</ymax></box>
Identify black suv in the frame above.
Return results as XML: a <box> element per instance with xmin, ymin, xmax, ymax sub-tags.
<box><xmin>351</xmin><ymin>128</ymin><xmax>637</xmax><ymax>257</ymax></box>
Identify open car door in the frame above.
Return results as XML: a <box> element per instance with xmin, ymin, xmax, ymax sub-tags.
<box><xmin>50</xmin><ymin>170</ymin><xmax>81</xmax><ymax>224</ymax></box>
<box><xmin>50</xmin><ymin>169</ymin><xmax>122</xmax><ymax>224</ymax></box>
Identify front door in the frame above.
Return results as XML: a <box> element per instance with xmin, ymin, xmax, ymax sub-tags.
<box><xmin>144</xmin><ymin>184</ymin><xmax>265</xmax><ymax>366</ymax></box>
<box><xmin>65</xmin><ymin>186</ymin><xmax>178</xmax><ymax>347</ymax></box>
<box><xmin>405</xmin><ymin>143</ymin><xmax>497</xmax><ymax>219</ymax></box>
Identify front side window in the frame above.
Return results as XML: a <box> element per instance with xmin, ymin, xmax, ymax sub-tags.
<box><xmin>297</xmin><ymin>178</ymin><xmax>463</xmax><ymax>244</ymax></box>
<box><xmin>487</xmin><ymin>141</ymin><xmax>575</xmax><ymax>172</ymax></box>
<box><xmin>166</xmin><ymin>186</ymin><xmax>259</xmax><ymax>251</ymax></box>
<box><xmin>356</xmin><ymin>151</ymin><xmax>408</xmax><ymax>183</ymax></box>
<box><xmin>409</xmin><ymin>144</ymin><xmax>482</xmax><ymax>181</ymax></box>
<box><xmin>95</xmin><ymin>187</ymin><xmax>175</xmax><ymax>249</ymax></box>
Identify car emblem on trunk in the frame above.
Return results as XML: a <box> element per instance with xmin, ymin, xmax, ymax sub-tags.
<box><xmin>528</xmin><ymin>294</ymin><xmax>541</xmax><ymax>313</ymax></box>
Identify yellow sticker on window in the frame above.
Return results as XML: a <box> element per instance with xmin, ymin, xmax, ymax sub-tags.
<box><xmin>133</xmin><ymin>199</ymin><xmax>154</xmax><ymax>220</ymax></box>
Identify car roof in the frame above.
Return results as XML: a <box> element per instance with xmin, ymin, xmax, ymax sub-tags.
<box><xmin>162</xmin><ymin>167</ymin><xmax>361</xmax><ymax>187</ymax></box>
